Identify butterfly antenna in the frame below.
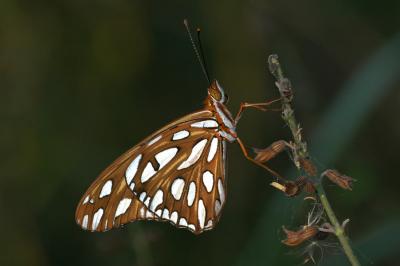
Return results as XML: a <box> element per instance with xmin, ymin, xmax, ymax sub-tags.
<box><xmin>184</xmin><ymin>19</ymin><xmax>211</xmax><ymax>84</ymax></box>
<box><xmin>196</xmin><ymin>28</ymin><xmax>211</xmax><ymax>84</ymax></box>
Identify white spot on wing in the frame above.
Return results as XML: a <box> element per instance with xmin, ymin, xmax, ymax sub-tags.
<box><xmin>155</xmin><ymin>147</ymin><xmax>179</xmax><ymax>169</ymax></box>
<box><xmin>198</xmin><ymin>199</ymin><xmax>206</xmax><ymax>229</ymax></box>
<box><xmin>172</xmin><ymin>130</ymin><xmax>190</xmax><ymax>140</ymax></box>
<box><xmin>144</xmin><ymin>197</ymin><xmax>151</xmax><ymax>207</ymax></box>
<box><xmin>205</xmin><ymin>220</ymin><xmax>213</xmax><ymax>229</ymax></box>
<box><xmin>146</xmin><ymin>210</ymin><xmax>154</xmax><ymax>218</ymax></box>
<box><xmin>171</xmin><ymin>178</ymin><xmax>185</xmax><ymax>200</ymax></box>
<box><xmin>162</xmin><ymin>209</ymin><xmax>170</xmax><ymax>219</ymax></box>
<box><xmin>141</xmin><ymin>162</ymin><xmax>157</xmax><ymax>183</ymax></box>
<box><xmin>218</xmin><ymin>179</ymin><xmax>225</xmax><ymax>204</ymax></box>
<box><xmin>207</xmin><ymin>137</ymin><xmax>218</xmax><ymax>162</ymax></box>
<box><xmin>147</xmin><ymin>135</ymin><xmax>162</xmax><ymax>146</ymax></box>
<box><xmin>179</xmin><ymin>218</ymin><xmax>188</xmax><ymax>226</ymax></box>
<box><xmin>188</xmin><ymin>224</ymin><xmax>196</xmax><ymax>231</ymax></box>
<box><xmin>126</xmin><ymin>154</ymin><xmax>142</xmax><ymax>185</ymax></box>
<box><xmin>115</xmin><ymin>198</ymin><xmax>132</xmax><ymax>217</ymax></box>
<box><xmin>99</xmin><ymin>180</ymin><xmax>112</xmax><ymax>198</ymax></box>
<box><xmin>191</xmin><ymin>120</ymin><xmax>218</xmax><ymax>128</ymax></box>
<box><xmin>150</xmin><ymin>189</ymin><xmax>163</xmax><ymax>212</ymax></box>
<box><xmin>202</xmin><ymin>171</ymin><xmax>214</xmax><ymax>192</ymax></box>
<box><xmin>170</xmin><ymin>211</ymin><xmax>178</xmax><ymax>224</ymax></box>
<box><xmin>89</xmin><ymin>198</ymin><xmax>94</xmax><ymax>204</ymax></box>
<box><xmin>82</xmin><ymin>215</ymin><xmax>88</xmax><ymax>229</ymax></box>
<box><xmin>139</xmin><ymin>192</ymin><xmax>146</xmax><ymax>201</ymax></box>
<box><xmin>187</xmin><ymin>182</ymin><xmax>196</xmax><ymax>207</ymax></box>
<box><xmin>92</xmin><ymin>208</ymin><xmax>104</xmax><ymax>230</ymax></box>
<box><xmin>177</xmin><ymin>139</ymin><xmax>208</xmax><ymax>170</ymax></box>
<box><xmin>83</xmin><ymin>195</ymin><xmax>89</xmax><ymax>204</ymax></box>
<box><xmin>155</xmin><ymin>209</ymin><xmax>162</xmax><ymax>217</ymax></box>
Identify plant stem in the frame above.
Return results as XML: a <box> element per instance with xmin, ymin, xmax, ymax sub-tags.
<box><xmin>268</xmin><ymin>54</ymin><xmax>360</xmax><ymax>266</ymax></box>
<box><xmin>317</xmin><ymin>184</ymin><xmax>360</xmax><ymax>266</ymax></box>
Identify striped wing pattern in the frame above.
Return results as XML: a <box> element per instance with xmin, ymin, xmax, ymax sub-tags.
<box><xmin>75</xmin><ymin>110</ymin><xmax>227</xmax><ymax>234</ymax></box>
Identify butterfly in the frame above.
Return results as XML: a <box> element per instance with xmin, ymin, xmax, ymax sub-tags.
<box><xmin>75</xmin><ymin>21</ymin><xmax>282</xmax><ymax>235</ymax></box>
<box><xmin>75</xmin><ymin>78</ymin><xmax>283</xmax><ymax>234</ymax></box>
<box><xmin>76</xmin><ymin>80</ymin><xmax>229</xmax><ymax>233</ymax></box>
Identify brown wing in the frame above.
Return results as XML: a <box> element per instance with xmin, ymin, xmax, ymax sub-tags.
<box><xmin>128</xmin><ymin>123</ymin><xmax>228</xmax><ymax>234</ymax></box>
<box><xmin>75</xmin><ymin>110</ymin><xmax>216</xmax><ymax>232</ymax></box>
<box><xmin>75</xmin><ymin>145</ymin><xmax>160</xmax><ymax>232</ymax></box>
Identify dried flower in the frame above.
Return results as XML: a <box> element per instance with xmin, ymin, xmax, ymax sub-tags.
<box><xmin>322</xmin><ymin>169</ymin><xmax>355</xmax><ymax>190</ymax></box>
<box><xmin>299</xmin><ymin>158</ymin><xmax>318</xmax><ymax>177</ymax></box>
<box><xmin>282</xmin><ymin>226</ymin><xmax>319</xmax><ymax>246</ymax></box>
<box><xmin>271</xmin><ymin>176</ymin><xmax>315</xmax><ymax>197</ymax></box>
<box><xmin>270</xmin><ymin>180</ymin><xmax>300</xmax><ymax>197</ymax></box>
<box><xmin>284</xmin><ymin>181</ymin><xmax>301</xmax><ymax>197</ymax></box>
<box><xmin>253</xmin><ymin>140</ymin><xmax>288</xmax><ymax>163</ymax></box>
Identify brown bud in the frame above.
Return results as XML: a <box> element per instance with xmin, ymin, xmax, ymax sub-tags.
<box><xmin>322</xmin><ymin>169</ymin><xmax>355</xmax><ymax>190</ymax></box>
<box><xmin>284</xmin><ymin>181</ymin><xmax>300</xmax><ymax>197</ymax></box>
<box><xmin>282</xmin><ymin>225</ymin><xmax>319</xmax><ymax>246</ymax></box>
<box><xmin>254</xmin><ymin>140</ymin><xmax>288</xmax><ymax>163</ymax></box>
<box><xmin>299</xmin><ymin>158</ymin><xmax>318</xmax><ymax>176</ymax></box>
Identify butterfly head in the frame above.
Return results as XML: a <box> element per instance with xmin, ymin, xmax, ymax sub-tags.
<box><xmin>208</xmin><ymin>80</ymin><xmax>228</xmax><ymax>104</ymax></box>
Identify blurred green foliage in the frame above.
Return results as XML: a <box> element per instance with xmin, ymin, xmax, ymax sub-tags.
<box><xmin>1</xmin><ymin>1</ymin><xmax>399</xmax><ymax>266</ymax></box>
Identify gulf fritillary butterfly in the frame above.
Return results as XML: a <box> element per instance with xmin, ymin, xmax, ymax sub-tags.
<box><xmin>75</xmin><ymin>21</ymin><xmax>281</xmax><ymax>234</ymax></box>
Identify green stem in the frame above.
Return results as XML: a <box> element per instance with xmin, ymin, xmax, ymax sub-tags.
<box><xmin>316</xmin><ymin>184</ymin><xmax>360</xmax><ymax>266</ymax></box>
<box><xmin>268</xmin><ymin>54</ymin><xmax>360</xmax><ymax>266</ymax></box>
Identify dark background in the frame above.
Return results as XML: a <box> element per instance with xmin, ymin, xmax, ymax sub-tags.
<box><xmin>1</xmin><ymin>1</ymin><xmax>400</xmax><ymax>265</ymax></box>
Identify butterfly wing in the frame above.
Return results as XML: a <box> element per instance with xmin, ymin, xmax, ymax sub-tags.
<box><xmin>75</xmin><ymin>110</ymin><xmax>222</xmax><ymax>232</ymax></box>
<box><xmin>75</xmin><ymin>144</ymin><xmax>159</xmax><ymax>232</ymax></box>
<box><xmin>128</xmin><ymin>123</ymin><xmax>228</xmax><ymax>234</ymax></box>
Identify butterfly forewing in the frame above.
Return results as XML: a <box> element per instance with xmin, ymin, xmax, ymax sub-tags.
<box><xmin>75</xmin><ymin>110</ymin><xmax>228</xmax><ymax>233</ymax></box>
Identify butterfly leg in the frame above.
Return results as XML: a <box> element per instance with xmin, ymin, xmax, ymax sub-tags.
<box><xmin>236</xmin><ymin>137</ymin><xmax>287</xmax><ymax>182</ymax></box>
<box><xmin>235</xmin><ymin>98</ymin><xmax>282</xmax><ymax>124</ymax></box>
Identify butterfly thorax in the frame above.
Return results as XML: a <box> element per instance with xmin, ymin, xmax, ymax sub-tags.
<box><xmin>213</xmin><ymin>102</ymin><xmax>237</xmax><ymax>142</ymax></box>
<box><xmin>205</xmin><ymin>80</ymin><xmax>237</xmax><ymax>143</ymax></box>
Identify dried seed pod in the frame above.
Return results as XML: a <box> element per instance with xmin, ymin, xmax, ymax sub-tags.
<box><xmin>322</xmin><ymin>169</ymin><xmax>355</xmax><ymax>190</ymax></box>
<box><xmin>271</xmin><ymin>181</ymin><xmax>299</xmax><ymax>197</ymax></box>
<box><xmin>271</xmin><ymin>176</ymin><xmax>313</xmax><ymax>197</ymax></box>
<box><xmin>284</xmin><ymin>181</ymin><xmax>300</xmax><ymax>197</ymax></box>
<box><xmin>299</xmin><ymin>158</ymin><xmax>318</xmax><ymax>176</ymax></box>
<box><xmin>282</xmin><ymin>225</ymin><xmax>319</xmax><ymax>246</ymax></box>
<box><xmin>254</xmin><ymin>140</ymin><xmax>288</xmax><ymax>163</ymax></box>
